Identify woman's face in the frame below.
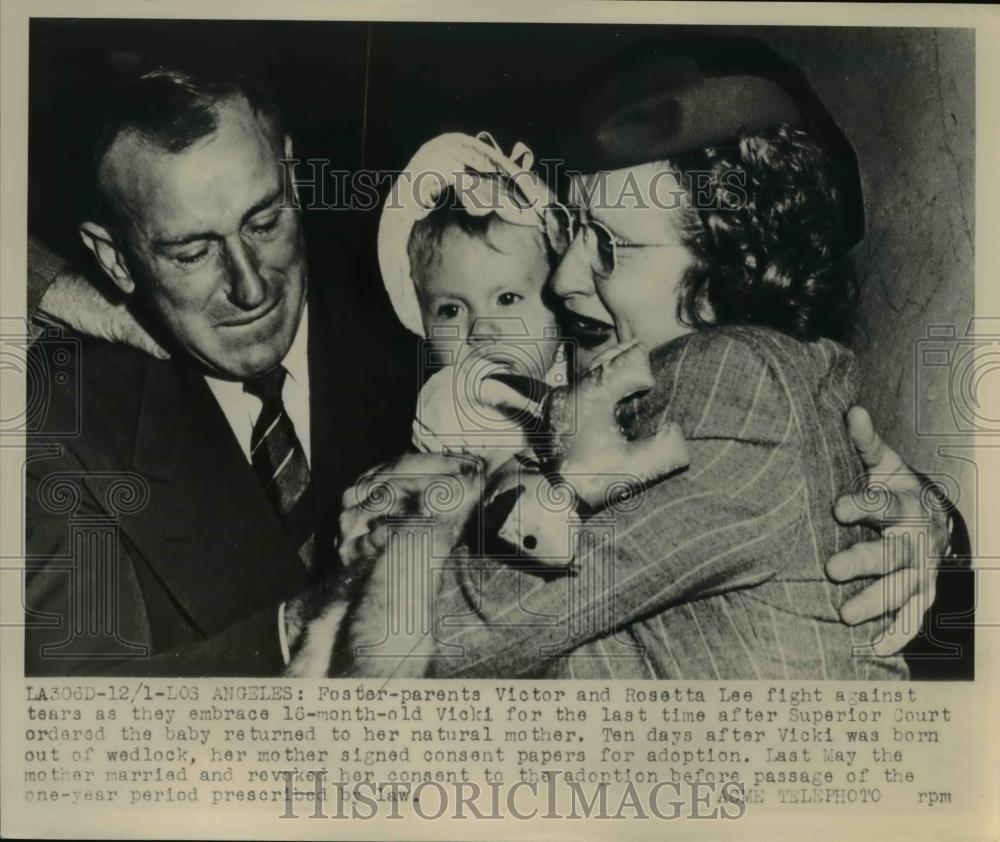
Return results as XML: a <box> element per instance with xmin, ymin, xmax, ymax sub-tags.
<box><xmin>550</xmin><ymin>163</ymin><xmax>697</xmax><ymax>372</ymax></box>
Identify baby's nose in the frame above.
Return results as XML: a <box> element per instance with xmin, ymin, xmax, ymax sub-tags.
<box><xmin>468</xmin><ymin>315</ymin><xmax>521</xmax><ymax>342</ymax></box>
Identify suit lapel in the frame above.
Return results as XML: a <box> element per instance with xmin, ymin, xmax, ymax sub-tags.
<box><xmin>307</xmin><ymin>285</ymin><xmax>346</xmax><ymax>521</ymax></box>
<box><xmin>126</xmin><ymin>358</ymin><xmax>308</xmax><ymax>637</ymax></box>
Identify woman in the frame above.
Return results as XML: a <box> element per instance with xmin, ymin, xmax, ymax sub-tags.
<box><xmin>300</xmin><ymin>50</ymin><xmax>949</xmax><ymax>680</ymax></box>
<box><xmin>418</xmin><ymin>63</ymin><xmax>910</xmax><ymax>680</ymax></box>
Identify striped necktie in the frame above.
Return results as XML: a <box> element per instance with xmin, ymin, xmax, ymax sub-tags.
<box><xmin>244</xmin><ymin>366</ymin><xmax>316</xmax><ymax>570</ymax></box>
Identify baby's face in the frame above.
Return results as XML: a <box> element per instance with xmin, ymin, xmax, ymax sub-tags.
<box><xmin>416</xmin><ymin>221</ymin><xmax>559</xmax><ymax>381</ymax></box>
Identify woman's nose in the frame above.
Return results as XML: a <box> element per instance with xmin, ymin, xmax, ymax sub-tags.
<box><xmin>224</xmin><ymin>238</ymin><xmax>267</xmax><ymax>310</ymax></box>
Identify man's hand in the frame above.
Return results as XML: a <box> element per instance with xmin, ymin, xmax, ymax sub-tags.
<box><xmin>547</xmin><ymin>340</ymin><xmax>689</xmax><ymax>509</ymax></box>
<box><xmin>37</xmin><ymin>267</ymin><xmax>169</xmax><ymax>360</ymax></box>
<box><xmin>338</xmin><ymin>451</ymin><xmax>484</xmax><ymax>567</ymax></box>
<box><xmin>827</xmin><ymin>407</ymin><xmax>950</xmax><ymax>656</ymax></box>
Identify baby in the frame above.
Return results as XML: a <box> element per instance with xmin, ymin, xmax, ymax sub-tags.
<box><xmin>379</xmin><ymin>131</ymin><xmax>566</xmax><ymax>473</ymax></box>
<box><xmin>328</xmin><ymin>132</ymin><xmax>572</xmax><ymax>556</ymax></box>
<box><xmin>407</xmin><ymin>182</ymin><xmax>566</xmax><ymax>467</ymax></box>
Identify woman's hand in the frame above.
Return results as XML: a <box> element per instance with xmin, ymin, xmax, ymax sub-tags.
<box><xmin>37</xmin><ymin>267</ymin><xmax>169</xmax><ymax>360</ymax></box>
<box><xmin>827</xmin><ymin>407</ymin><xmax>951</xmax><ymax>655</ymax></box>
<box><xmin>546</xmin><ymin>340</ymin><xmax>689</xmax><ymax>510</ymax></box>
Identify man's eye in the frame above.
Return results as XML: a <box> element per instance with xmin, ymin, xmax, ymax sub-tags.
<box><xmin>436</xmin><ymin>304</ymin><xmax>461</xmax><ymax>319</ymax></box>
<box><xmin>248</xmin><ymin>213</ymin><xmax>281</xmax><ymax>237</ymax></box>
<box><xmin>497</xmin><ymin>292</ymin><xmax>523</xmax><ymax>306</ymax></box>
<box><xmin>172</xmin><ymin>250</ymin><xmax>209</xmax><ymax>267</ymax></box>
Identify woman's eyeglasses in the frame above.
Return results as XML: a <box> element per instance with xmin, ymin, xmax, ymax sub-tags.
<box><xmin>543</xmin><ymin>200</ymin><xmax>683</xmax><ymax>278</ymax></box>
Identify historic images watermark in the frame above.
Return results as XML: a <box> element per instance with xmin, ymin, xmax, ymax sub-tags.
<box><xmin>275</xmin><ymin>771</ymin><xmax>749</xmax><ymax>821</ymax></box>
<box><xmin>277</xmin><ymin>159</ymin><xmax>749</xmax><ymax>213</ymax></box>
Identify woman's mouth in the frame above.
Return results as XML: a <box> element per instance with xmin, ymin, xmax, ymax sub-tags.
<box><xmin>563</xmin><ymin>310</ymin><xmax>616</xmax><ymax>348</ymax></box>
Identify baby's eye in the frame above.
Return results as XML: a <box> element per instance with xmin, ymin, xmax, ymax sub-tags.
<box><xmin>436</xmin><ymin>303</ymin><xmax>462</xmax><ymax>320</ymax></box>
<box><xmin>497</xmin><ymin>292</ymin><xmax>523</xmax><ymax>307</ymax></box>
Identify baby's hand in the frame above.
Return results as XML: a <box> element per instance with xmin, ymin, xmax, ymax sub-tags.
<box><xmin>412</xmin><ymin>361</ymin><xmax>544</xmax><ymax>469</ymax></box>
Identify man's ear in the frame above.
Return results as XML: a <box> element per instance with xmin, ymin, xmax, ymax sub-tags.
<box><xmin>282</xmin><ymin>134</ymin><xmax>302</xmax><ymax>209</ymax></box>
<box><xmin>79</xmin><ymin>221</ymin><xmax>135</xmax><ymax>295</ymax></box>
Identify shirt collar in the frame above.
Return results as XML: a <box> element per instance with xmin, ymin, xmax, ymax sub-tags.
<box><xmin>201</xmin><ymin>304</ymin><xmax>311</xmax><ymax>463</ymax></box>
<box><xmin>202</xmin><ymin>303</ymin><xmax>308</xmax><ymax>390</ymax></box>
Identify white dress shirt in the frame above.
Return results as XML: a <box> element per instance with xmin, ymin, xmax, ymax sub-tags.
<box><xmin>203</xmin><ymin>309</ymin><xmax>311</xmax><ymax>467</ymax></box>
<box><xmin>202</xmin><ymin>306</ymin><xmax>310</xmax><ymax>665</ymax></box>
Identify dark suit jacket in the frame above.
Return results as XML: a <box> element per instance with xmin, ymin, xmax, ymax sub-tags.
<box><xmin>25</xmin><ymin>281</ymin><xmax>414</xmax><ymax>676</ymax></box>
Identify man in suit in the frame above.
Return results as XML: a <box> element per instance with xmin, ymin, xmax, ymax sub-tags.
<box><xmin>24</xmin><ymin>66</ymin><xmax>417</xmax><ymax>675</ymax></box>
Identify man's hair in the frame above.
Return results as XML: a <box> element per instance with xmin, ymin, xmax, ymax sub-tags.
<box><xmin>671</xmin><ymin>123</ymin><xmax>860</xmax><ymax>343</ymax></box>
<box><xmin>407</xmin><ymin>182</ymin><xmax>548</xmax><ymax>285</ymax></box>
<box><xmin>81</xmin><ymin>67</ymin><xmax>284</xmax><ymax>227</ymax></box>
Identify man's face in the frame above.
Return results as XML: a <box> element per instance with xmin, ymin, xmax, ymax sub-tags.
<box><xmin>96</xmin><ymin>96</ymin><xmax>305</xmax><ymax>379</ymax></box>
<box><xmin>549</xmin><ymin>162</ymin><xmax>695</xmax><ymax>371</ymax></box>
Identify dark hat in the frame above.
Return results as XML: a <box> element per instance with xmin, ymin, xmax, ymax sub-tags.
<box><xmin>561</xmin><ymin>34</ymin><xmax>865</xmax><ymax>248</ymax></box>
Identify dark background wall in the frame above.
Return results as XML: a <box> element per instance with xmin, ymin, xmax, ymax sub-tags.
<box><xmin>28</xmin><ymin>21</ymin><xmax>975</xmax><ymax>544</ymax></box>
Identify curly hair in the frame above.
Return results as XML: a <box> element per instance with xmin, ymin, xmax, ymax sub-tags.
<box><xmin>670</xmin><ymin>123</ymin><xmax>860</xmax><ymax>342</ymax></box>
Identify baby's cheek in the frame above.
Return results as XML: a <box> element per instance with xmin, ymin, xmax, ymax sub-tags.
<box><xmin>424</xmin><ymin>337</ymin><xmax>454</xmax><ymax>365</ymax></box>
<box><xmin>426</xmin><ymin>333</ymin><xmax>488</xmax><ymax>373</ymax></box>
<box><xmin>516</xmin><ymin>300</ymin><xmax>558</xmax><ymax>340</ymax></box>
<box><xmin>419</xmin><ymin>311</ymin><xmax>468</xmax><ymax>345</ymax></box>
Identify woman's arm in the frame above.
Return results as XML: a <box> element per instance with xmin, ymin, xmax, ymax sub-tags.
<box><xmin>421</xmin><ymin>329</ymin><xmax>811</xmax><ymax>676</ymax></box>
<box><xmin>28</xmin><ymin>236</ymin><xmax>168</xmax><ymax>358</ymax></box>
<box><xmin>27</xmin><ymin>236</ymin><xmax>67</xmax><ymax>319</ymax></box>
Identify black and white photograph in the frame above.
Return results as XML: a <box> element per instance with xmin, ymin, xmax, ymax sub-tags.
<box><xmin>2</xmin><ymin>3</ymin><xmax>995</xmax><ymax>839</ymax></box>
<box><xmin>20</xmin><ymin>16</ymin><xmax>975</xmax><ymax>681</ymax></box>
